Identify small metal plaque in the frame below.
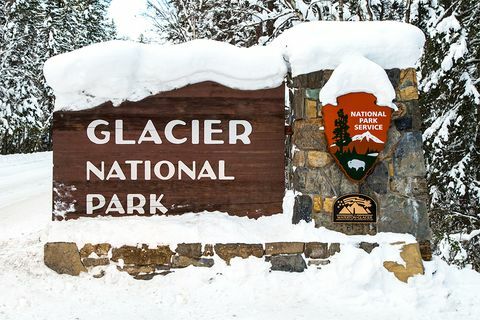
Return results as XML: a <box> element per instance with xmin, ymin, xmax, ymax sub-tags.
<box><xmin>333</xmin><ymin>194</ymin><xmax>377</xmax><ymax>223</ymax></box>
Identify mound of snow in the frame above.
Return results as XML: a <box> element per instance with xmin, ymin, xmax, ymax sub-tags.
<box><xmin>44</xmin><ymin>40</ymin><xmax>287</xmax><ymax>111</ymax></box>
<box><xmin>319</xmin><ymin>55</ymin><xmax>396</xmax><ymax>108</ymax></box>
<box><xmin>45</xmin><ymin>21</ymin><xmax>424</xmax><ymax>111</ymax></box>
<box><xmin>272</xmin><ymin>21</ymin><xmax>425</xmax><ymax>76</ymax></box>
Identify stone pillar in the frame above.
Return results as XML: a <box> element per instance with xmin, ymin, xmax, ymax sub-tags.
<box><xmin>288</xmin><ymin>69</ymin><xmax>431</xmax><ymax>241</ymax></box>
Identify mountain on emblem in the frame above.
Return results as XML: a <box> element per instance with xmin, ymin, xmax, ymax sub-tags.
<box><xmin>351</xmin><ymin>131</ymin><xmax>384</xmax><ymax>144</ymax></box>
<box><xmin>333</xmin><ymin>194</ymin><xmax>377</xmax><ymax>223</ymax></box>
<box><xmin>322</xmin><ymin>93</ymin><xmax>392</xmax><ymax>182</ymax></box>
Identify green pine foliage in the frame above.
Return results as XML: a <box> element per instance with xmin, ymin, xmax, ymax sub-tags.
<box><xmin>333</xmin><ymin>108</ymin><xmax>352</xmax><ymax>154</ymax></box>
<box><xmin>0</xmin><ymin>0</ymin><xmax>115</xmax><ymax>154</ymax></box>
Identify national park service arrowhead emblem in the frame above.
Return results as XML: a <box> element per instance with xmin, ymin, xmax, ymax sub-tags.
<box><xmin>333</xmin><ymin>194</ymin><xmax>377</xmax><ymax>223</ymax></box>
<box><xmin>322</xmin><ymin>92</ymin><xmax>392</xmax><ymax>182</ymax></box>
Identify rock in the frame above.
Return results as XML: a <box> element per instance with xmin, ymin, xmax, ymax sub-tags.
<box><xmin>292</xmin><ymin>70</ymin><xmax>332</xmax><ymax>88</ymax></box>
<box><xmin>385</xmin><ymin>68</ymin><xmax>400</xmax><ymax>88</ymax></box>
<box><xmin>111</xmin><ymin>245</ymin><xmax>173</xmax><ymax>266</ymax></box>
<box><xmin>390</xmin><ymin>176</ymin><xmax>428</xmax><ymax>199</ymax></box>
<box><xmin>379</xmin><ymin>125</ymin><xmax>401</xmax><ymax>160</ymax></box>
<box><xmin>270</xmin><ymin>254</ymin><xmax>307</xmax><ymax>272</ymax></box>
<box><xmin>361</xmin><ymin>162</ymin><xmax>389</xmax><ymax>194</ymax></box>
<box><xmin>265</xmin><ymin>242</ymin><xmax>305</xmax><ymax>256</ymax></box>
<box><xmin>327</xmin><ymin>223</ymin><xmax>376</xmax><ymax>236</ymax></box>
<box><xmin>93</xmin><ymin>270</ymin><xmax>106</xmax><ymax>278</ymax></box>
<box><xmin>377</xmin><ymin>195</ymin><xmax>431</xmax><ymax>241</ymax></box>
<box><xmin>305</xmin><ymin>169</ymin><xmax>327</xmax><ymax>194</ymax></box>
<box><xmin>292</xmin><ymin>195</ymin><xmax>312</xmax><ymax>224</ymax></box>
<box><xmin>305</xmin><ymin>88</ymin><xmax>320</xmax><ymax>100</ymax></box>
<box><xmin>307</xmin><ymin>259</ymin><xmax>330</xmax><ymax>266</ymax></box>
<box><xmin>312</xmin><ymin>212</ymin><xmax>334</xmax><ymax>229</ymax></box>
<box><xmin>175</xmin><ymin>243</ymin><xmax>202</xmax><ymax>258</ymax></box>
<box><xmin>134</xmin><ymin>271</ymin><xmax>173</xmax><ymax>280</ymax></box>
<box><xmin>393</xmin><ymin>132</ymin><xmax>427</xmax><ymax>177</ymax></box>
<box><xmin>304</xmin><ymin>242</ymin><xmax>329</xmax><ymax>259</ymax></box>
<box><xmin>82</xmin><ymin>257</ymin><xmax>110</xmax><ymax>267</ymax></box>
<box><xmin>394</xmin><ymin>117</ymin><xmax>413</xmax><ymax>131</ymax></box>
<box><xmin>328</xmin><ymin>243</ymin><xmax>341</xmax><ymax>256</ymax></box>
<box><xmin>359</xmin><ymin>242</ymin><xmax>379</xmax><ymax>254</ymax></box>
<box><xmin>118</xmin><ymin>265</ymin><xmax>156</xmax><ymax>276</ymax></box>
<box><xmin>312</xmin><ymin>195</ymin><xmax>322</xmax><ymax>212</ymax></box>
<box><xmin>322</xmin><ymin>162</ymin><xmax>359</xmax><ymax>195</ymax></box>
<box><xmin>292</xmin><ymin>150</ymin><xmax>305</xmax><ymax>167</ymax></box>
<box><xmin>419</xmin><ymin>241</ymin><xmax>433</xmax><ymax>261</ymax></box>
<box><xmin>392</xmin><ymin>102</ymin><xmax>408</xmax><ymax>119</ymax></box>
<box><xmin>292</xmin><ymin>167</ymin><xmax>308</xmax><ymax>192</ymax></box>
<box><xmin>383</xmin><ymin>243</ymin><xmax>424</xmax><ymax>283</ymax></box>
<box><xmin>214</xmin><ymin>243</ymin><xmax>264</xmax><ymax>264</ymax></box>
<box><xmin>79</xmin><ymin>243</ymin><xmax>111</xmax><ymax>258</ymax></box>
<box><xmin>172</xmin><ymin>255</ymin><xmax>214</xmax><ymax>268</ymax></box>
<box><xmin>203</xmin><ymin>244</ymin><xmax>214</xmax><ymax>256</ymax></box>
<box><xmin>292</xmin><ymin>88</ymin><xmax>306</xmax><ymax>119</ymax></box>
<box><xmin>298</xmin><ymin>164</ymin><xmax>345</xmax><ymax>196</ymax></box>
<box><xmin>406</xmin><ymin>100</ymin><xmax>422</xmax><ymax>131</ymax></box>
<box><xmin>307</xmin><ymin>151</ymin><xmax>332</xmax><ymax>168</ymax></box>
<box><xmin>397</xmin><ymin>86</ymin><xmax>419</xmax><ymax>101</ymax></box>
<box><xmin>293</xmin><ymin>119</ymin><xmax>326</xmax><ymax>150</ymax></box>
<box><xmin>79</xmin><ymin>243</ymin><xmax>96</xmax><ymax>258</ymax></box>
<box><xmin>44</xmin><ymin>242</ymin><xmax>87</xmax><ymax>276</ymax></box>
<box><xmin>305</xmin><ymin>99</ymin><xmax>318</xmax><ymax>119</ymax></box>
<box><xmin>397</xmin><ymin>68</ymin><xmax>419</xmax><ymax>101</ymax></box>
<box><xmin>323</xmin><ymin>197</ymin><xmax>335</xmax><ymax>213</ymax></box>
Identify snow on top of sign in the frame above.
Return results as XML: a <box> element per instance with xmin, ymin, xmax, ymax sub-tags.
<box><xmin>272</xmin><ymin>21</ymin><xmax>425</xmax><ymax>76</ymax></box>
<box><xmin>43</xmin><ymin>40</ymin><xmax>288</xmax><ymax>111</ymax></box>
<box><xmin>45</xmin><ymin>21</ymin><xmax>425</xmax><ymax>111</ymax></box>
<box><xmin>319</xmin><ymin>55</ymin><xmax>397</xmax><ymax>109</ymax></box>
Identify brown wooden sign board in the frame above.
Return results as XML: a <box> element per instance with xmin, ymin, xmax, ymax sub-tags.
<box><xmin>53</xmin><ymin>81</ymin><xmax>285</xmax><ymax>220</ymax></box>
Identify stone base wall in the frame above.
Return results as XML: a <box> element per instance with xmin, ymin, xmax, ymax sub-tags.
<box><xmin>44</xmin><ymin>241</ymin><xmax>430</xmax><ymax>282</ymax></box>
<box><xmin>288</xmin><ymin>68</ymin><xmax>431</xmax><ymax>241</ymax></box>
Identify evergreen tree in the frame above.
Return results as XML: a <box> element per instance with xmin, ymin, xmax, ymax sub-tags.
<box><xmin>0</xmin><ymin>0</ymin><xmax>47</xmax><ymax>153</ymax></box>
<box><xmin>0</xmin><ymin>0</ymin><xmax>116</xmax><ymax>154</ymax></box>
<box><xmin>417</xmin><ymin>0</ymin><xmax>480</xmax><ymax>270</ymax></box>
<box><xmin>333</xmin><ymin>109</ymin><xmax>352</xmax><ymax>154</ymax></box>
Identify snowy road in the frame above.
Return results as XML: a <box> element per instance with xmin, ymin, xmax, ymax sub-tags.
<box><xmin>0</xmin><ymin>152</ymin><xmax>480</xmax><ymax>320</ymax></box>
<box><xmin>0</xmin><ymin>152</ymin><xmax>51</xmax><ymax>240</ymax></box>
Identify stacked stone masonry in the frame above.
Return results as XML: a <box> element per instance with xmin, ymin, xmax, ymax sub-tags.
<box><xmin>44</xmin><ymin>241</ymin><xmax>427</xmax><ymax>282</ymax></box>
<box><xmin>288</xmin><ymin>69</ymin><xmax>431</xmax><ymax>241</ymax></box>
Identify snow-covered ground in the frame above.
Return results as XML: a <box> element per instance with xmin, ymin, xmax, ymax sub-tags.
<box><xmin>1</xmin><ymin>152</ymin><xmax>480</xmax><ymax>320</ymax></box>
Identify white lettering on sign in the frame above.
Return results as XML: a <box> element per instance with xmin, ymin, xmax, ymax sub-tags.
<box><xmin>86</xmin><ymin>160</ymin><xmax>235</xmax><ymax>181</ymax></box>
<box><xmin>86</xmin><ymin>119</ymin><xmax>252</xmax><ymax>145</ymax></box>
<box><xmin>350</xmin><ymin>110</ymin><xmax>387</xmax><ymax>131</ymax></box>
<box><xmin>85</xmin><ymin>118</ymin><xmax>249</xmax><ymax>215</ymax></box>
<box><xmin>86</xmin><ymin>193</ymin><xmax>167</xmax><ymax>215</ymax></box>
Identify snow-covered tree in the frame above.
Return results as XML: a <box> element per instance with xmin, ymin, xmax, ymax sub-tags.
<box><xmin>417</xmin><ymin>0</ymin><xmax>480</xmax><ymax>271</ymax></box>
<box><xmin>146</xmin><ymin>0</ymin><xmax>262</xmax><ymax>46</ymax></box>
<box><xmin>0</xmin><ymin>0</ymin><xmax>115</xmax><ymax>154</ymax></box>
<box><xmin>0</xmin><ymin>0</ymin><xmax>47</xmax><ymax>153</ymax></box>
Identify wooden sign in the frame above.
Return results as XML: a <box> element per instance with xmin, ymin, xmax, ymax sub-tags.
<box><xmin>52</xmin><ymin>82</ymin><xmax>285</xmax><ymax>220</ymax></box>
<box><xmin>333</xmin><ymin>194</ymin><xmax>377</xmax><ymax>223</ymax></box>
<box><xmin>322</xmin><ymin>92</ymin><xmax>392</xmax><ymax>182</ymax></box>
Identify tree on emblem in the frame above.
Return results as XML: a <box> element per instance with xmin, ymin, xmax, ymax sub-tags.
<box><xmin>333</xmin><ymin>108</ymin><xmax>351</xmax><ymax>154</ymax></box>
